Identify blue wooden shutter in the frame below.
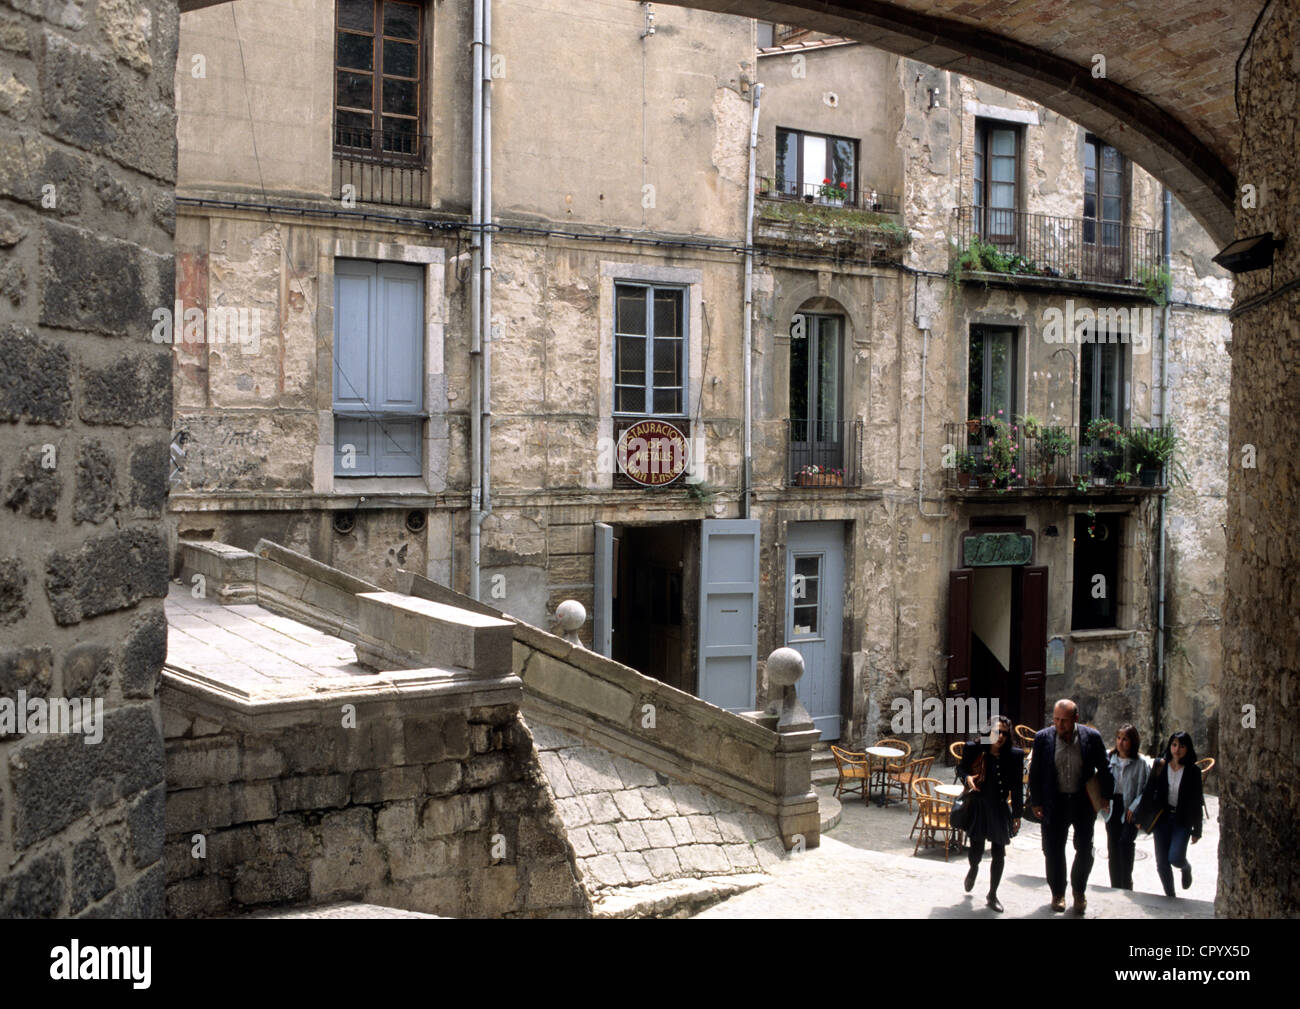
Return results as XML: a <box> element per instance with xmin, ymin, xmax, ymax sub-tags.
<box><xmin>334</xmin><ymin>261</ymin><xmax>377</xmax><ymax>476</ymax></box>
<box><xmin>374</xmin><ymin>262</ymin><xmax>424</xmax><ymax>476</ymax></box>
<box><xmin>698</xmin><ymin>519</ymin><xmax>760</xmax><ymax>711</ymax></box>
<box><xmin>593</xmin><ymin>522</ymin><xmax>613</xmax><ymax>657</ymax></box>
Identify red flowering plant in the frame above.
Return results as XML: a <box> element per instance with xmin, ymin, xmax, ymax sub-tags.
<box><xmin>817</xmin><ymin>177</ymin><xmax>850</xmax><ymax>201</ymax></box>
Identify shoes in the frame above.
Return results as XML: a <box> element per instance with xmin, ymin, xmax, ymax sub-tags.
<box><xmin>987</xmin><ymin>894</ymin><xmax>1004</xmax><ymax>913</ymax></box>
<box><xmin>1073</xmin><ymin>891</ymin><xmax>1087</xmax><ymax>915</ymax></box>
<box><xmin>964</xmin><ymin>866</ymin><xmax>977</xmax><ymax>893</ymax></box>
<box><xmin>1182</xmin><ymin>863</ymin><xmax>1193</xmax><ymax>890</ymax></box>
<box><xmin>1050</xmin><ymin>896</ymin><xmax>1066</xmax><ymax>912</ymax></box>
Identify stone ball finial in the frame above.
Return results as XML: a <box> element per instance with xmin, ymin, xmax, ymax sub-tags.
<box><xmin>556</xmin><ymin>599</ymin><xmax>587</xmax><ymax>634</ymax></box>
<box><xmin>766</xmin><ymin>647</ymin><xmax>805</xmax><ymax>686</ymax></box>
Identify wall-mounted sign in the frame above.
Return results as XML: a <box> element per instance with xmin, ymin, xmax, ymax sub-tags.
<box><xmin>1046</xmin><ymin>636</ymin><xmax>1066</xmax><ymax>677</ymax></box>
<box><xmin>616</xmin><ymin>419</ymin><xmax>691</xmax><ymax>487</ymax></box>
<box><xmin>961</xmin><ymin>531</ymin><xmax>1034</xmax><ymax>567</ymax></box>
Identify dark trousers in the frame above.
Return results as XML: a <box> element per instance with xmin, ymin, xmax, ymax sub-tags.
<box><xmin>1041</xmin><ymin>792</ymin><xmax>1097</xmax><ymax>898</ymax></box>
<box><xmin>1152</xmin><ymin>814</ymin><xmax>1192</xmax><ymax>897</ymax></box>
<box><xmin>1105</xmin><ymin>811</ymin><xmax>1137</xmax><ymax>889</ymax></box>
<box><xmin>967</xmin><ymin>837</ymin><xmax>1006</xmax><ymax>895</ymax></box>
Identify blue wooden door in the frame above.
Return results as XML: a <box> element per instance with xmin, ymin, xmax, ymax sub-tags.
<box><xmin>786</xmin><ymin>522</ymin><xmax>844</xmax><ymax>740</ymax></box>
<box><xmin>698</xmin><ymin>519</ymin><xmax>760</xmax><ymax>712</ymax></box>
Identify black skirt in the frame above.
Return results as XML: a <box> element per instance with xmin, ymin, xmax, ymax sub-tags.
<box><xmin>966</xmin><ymin>790</ymin><xmax>1014</xmax><ymax>847</ymax></box>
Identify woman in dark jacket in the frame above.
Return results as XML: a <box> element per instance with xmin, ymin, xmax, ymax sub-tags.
<box><xmin>1139</xmin><ymin>730</ymin><xmax>1203</xmax><ymax>897</ymax></box>
<box><xmin>957</xmin><ymin>715</ymin><xmax>1024</xmax><ymax>912</ymax></box>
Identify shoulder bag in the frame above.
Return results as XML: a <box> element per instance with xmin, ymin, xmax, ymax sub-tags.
<box><xmin>1134</xmin><ymin>759</ymin><xmax>1166</xmax><ymax>833</ymax></box>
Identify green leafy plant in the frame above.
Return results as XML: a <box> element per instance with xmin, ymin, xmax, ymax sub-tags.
<box><xmin>1038</xmin><ymin>426</ymin><xmax>1073</xmax><ymax>462</ymax></box>
<box><xmin>818</xmin><ymin>177</ymin><xmax>849</xmax><ymax>201</ymax></box>
<box><xmin>1126</xmin><ymin>425</ymin><xmax>1188</xmax><ymax>485</ymax></box>
<box><xmin>1083</xmin><ymin>417</ymin><xmax>1126</xmax><ymax>480</ymax></box>
<box><xmin>1135</xmin><ymin>265</ymin><xmax>1172</xmax><ymax>306</ymax></box>
<box><xmin>981</xmin><ymin>413</ymin><xmax>1020</xmax><ymax>491</ymax></box>
<box><xmin>686</xmin><ymin>479</ymin><xmax>718</xmax><ymax>503</ymax></box>
<box><xmin>1016</xmin><ymin>413</ymin><xmax>1044</xmax><ymax>439</ymax></box>
<box><xmin>957</xmin><ymin>450</ymin><xmax>978</xmax><ymax>474</ymax></box>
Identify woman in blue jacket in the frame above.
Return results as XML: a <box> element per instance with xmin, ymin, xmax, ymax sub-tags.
<box><xmin>1105</xmin><ymin>723</ymin><xmax>1150</xmax><ymax>889</ymax></box>
<box><xmin>1139</xmin><ymin>731</ymin><xmax>1203</xmax><ymax>897</ymax></box>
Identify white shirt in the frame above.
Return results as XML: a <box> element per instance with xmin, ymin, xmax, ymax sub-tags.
<box><xmin>1168</xmin><ymin>765</ymin><xmax>1184</xmax><ymax>808</ymax></box>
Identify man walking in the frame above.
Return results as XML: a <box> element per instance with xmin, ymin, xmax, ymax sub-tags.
<box><xmin>1030</xmin><ymin>699</ymin><xmax>1114</xmax><ymax>914</ymax></box>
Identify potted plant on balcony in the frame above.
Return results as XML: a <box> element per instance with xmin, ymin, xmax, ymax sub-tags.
<box><xmin>1083</xmin><ymin>417</ymin><xmax>1126</xmax><ymax>486</ymax></box>
<box><xmin>1127</xmin><ymin>425</ymin><xmax>1186</xmax><ymax>486</ymax></box>
<box><xmin>985</xmin><ymin>415</ymin><xmax>1020</xmax><ymax>491</ymax></box>
<box><xmin>1037</xmin><ymin>426</ymin><xmax>1073</xmax><ymax>487</ymax></box>
<box><xmin>966</xmin><ymin>416</ymin><xmax>982</xmax><ymax>437</ymax></box>
<box><xmin>818</xmin><ymin>178</ymin><xmax>849</xmax><ymax>203</ymax></box>
<box><xmin>1115</xmin><ymin>470</ymin><xmax>1134</xmax><ymax>487</ymax></box>
<box><xmin>956</xmin><ymin>450</ymin><xmax>977</xmax><ymax>489</ymax></box>
<box><xmin>797</xmin><ymin>464</ymin><xmax>844</xmax><ymax>487</ymax></box>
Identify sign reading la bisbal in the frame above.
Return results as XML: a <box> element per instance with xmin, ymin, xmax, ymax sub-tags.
<box><xmin>617</xmin><ymin>420</ymin><xmax>691</xmax><ymax>487</ymax></box>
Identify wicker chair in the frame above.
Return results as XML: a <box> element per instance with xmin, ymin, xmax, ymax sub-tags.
<box><xmin>830</xmin><ymin>744</ymin><xmax>871</xmax><ymax>802</ymax></box>
<box><xmin>914</xmin><ymin>795</ymin><xmax>959</xmax><ymax>860</ymax></box>
<box><xmin>867</xmin><ymin>738</ymin><xmax>912</xmax><ymax>801</ymax></box>
<box><xmin>910</xmin><ymin>776</ymin><xmax>942</xmax><ymax>837</ymax></box>
<box><xmin>948</xmin><ymin>740</ymin><xmax>965</xmax><ymax>782</ymax></box>
<box><xmin>1014</xmin><ymin>724</ymin><xmax>1037</xmax><ymax>749</ymax></box>
<box><xmin>890</xmin><ymin>755</ymin><xmax>935</xmax><ymax>811</ymax></box>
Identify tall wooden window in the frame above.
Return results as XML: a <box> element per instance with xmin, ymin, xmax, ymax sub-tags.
<box><xmin>1080</xmin><ymin>341</ymin><xmax>1127</xmax><ymax>428</ymax></box>
<box><xmin>973</xmin><ymin>121</ymin><xmax>1019</xmax><ymax>241</ymax></box>
<box><xmin>1072</xmin><ymin>513</ymin><xmax>1121</xmax><ymax>630</ymax></box>
<box><xmin>1084</xmin><ymin>137</ymin><xmax>1124</xmax><ymax>246</ymax></box>
<box><xmin>968</xmin><ymin>325</ymin><xmax>1017</xmax><ymax>422</ymax></box>
<box><xmin>335</xmin><ymin>0</ymin><xmax>423</xmax><ymax>158</ymax></box>
<box><xmin>615</xmin><ymin>284</ymin><xmax>686</xmax><ymax>416</ymax></box>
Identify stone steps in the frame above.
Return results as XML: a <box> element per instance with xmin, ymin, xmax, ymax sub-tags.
<box><xmin>591</xmin><ymin>873</ymin><xmax>770</xmax><ymax>918</ymax></box>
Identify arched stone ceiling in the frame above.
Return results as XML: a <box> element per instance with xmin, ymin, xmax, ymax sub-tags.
<box><xmin>180</xmin><ymin>0</ymin><xmax>1262</xmax><ymax>244</ymax></box>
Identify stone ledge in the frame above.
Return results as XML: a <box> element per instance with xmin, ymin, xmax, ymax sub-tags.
<box><xmin>178</xmin><ymin>540</ymin><xmax>256</xmax><ymax>604</ymax></box>
<box><xmin>591</xmin><ymin>873</ymin><xmax>770</xmax><ymax>919</ymax></box>
<box><xmin>356</xmin><ymin>591</ymin><xmax>515</xmax><ymax>676</ymax></box>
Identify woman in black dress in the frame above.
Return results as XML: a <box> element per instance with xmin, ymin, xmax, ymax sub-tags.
<box><xmin>957</xmin><ymin>715</ymin><xmax>1024</xmax><ymax>912</ymax></box>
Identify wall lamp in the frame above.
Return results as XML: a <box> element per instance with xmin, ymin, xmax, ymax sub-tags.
<box><xmin>1212</xmin><ymin>232</ymin><xmax>1283</xmax><ymax>273</ymax></box>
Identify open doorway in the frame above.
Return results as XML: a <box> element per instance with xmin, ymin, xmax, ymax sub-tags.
<box><xmin>610</xmin><ymin>523</ymin><xmax>697</xmax><ymax>694</ymax></box>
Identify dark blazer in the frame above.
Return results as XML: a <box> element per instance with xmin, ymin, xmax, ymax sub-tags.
<box><xmin>1139</xmin><ymin>759</ymin><xmax>1204</xmax><ymax>839</ymax></box>
<box><xmin>958</xmin><ymin>741</ymin><xmax>1025</xmax><ymax>819</ymax></box>
<box><xmin>1029</xmin><ymin>724</ymin><xmax>1114</xmax><ymax>825</ymax></box>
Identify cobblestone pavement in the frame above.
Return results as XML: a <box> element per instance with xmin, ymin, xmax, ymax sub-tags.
<box><xmin>695</xmin><ymin>783</ymin><xmax>1219</xmax><ymax>918</ymax></box>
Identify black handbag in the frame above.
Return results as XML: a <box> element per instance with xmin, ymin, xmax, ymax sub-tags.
<box><xmin>1134</xmin><ymin>760</ymin><xmax>1166</xmax><ymax>833</ymax></box>
<box><xmin>949</xmin><ymin>791</ymin><xmax>973</xmax><ymax>830</ymax></box>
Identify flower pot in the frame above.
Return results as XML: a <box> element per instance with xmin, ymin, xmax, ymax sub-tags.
<box><xmin>1042</xmin><ymin>471</ymin><xmax>1058</xmax><ymax>488</ymax></box>
<box><xmin>957</xmin><ymin>472</ymin><xmax>972</xmax><ymax>489</ymax></box>
<box><xmin>966</xmin><ymin>419</ymin><xmax>981</xmax><ymax>437</ymax></box>
<box><xmin>1140</xmin><ymin>467</ymin><xmax>1161</xmax><ymax>487</ymax></box>
<box><xmin>803</xmin><ymin>194</ymin><xmax>814</xmax><ymax>204</ymax></box>
<box><xmin>1091</xmin><ymin>475</ymin><xmax>1108</xmax><ymax>487</ymax></box>
<box><xmin>977</xmin><ymin>475</ymin><xmax>990</xmax><ymax>489</ymax></box>
<box><xmin>797</xmin><ymin>472</ymin><xmax>843</xmax><ymax>487</ymax></box>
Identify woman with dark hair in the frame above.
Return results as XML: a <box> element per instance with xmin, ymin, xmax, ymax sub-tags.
<box><xmin>1105</xmin><ymin>723</ymin><xmax>1150</xmax><ymax>889</ymax></box>
<box><xmin>1139</xmin><ymin>730</ymin><xmax>1203</xmax><ymax>897</ymax></box>
<box><xmin>957</xmin><ymin>714</ymin><xmax>1024</xmax><ymax>912</ymax></box>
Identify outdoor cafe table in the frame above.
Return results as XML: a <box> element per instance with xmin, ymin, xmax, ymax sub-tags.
<box><xmin>935</xmin><ymin>783</ymin><xmax>964</xmax><ymax>800</ymax></box>
<box><xmin>865</xmin><ymin>746</ymin><xmax>904</xmax><ymax>806</ymax></box>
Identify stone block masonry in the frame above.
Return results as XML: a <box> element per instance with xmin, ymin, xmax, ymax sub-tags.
<box><xmin>0</xmin><ymin>0</ymin><xmax>178</xmax><ymax>917</ymax></box>
<box><xmin>161</xmin><ymin>583</ymin><xmax>589</xmax><ymax>918</ymax></box>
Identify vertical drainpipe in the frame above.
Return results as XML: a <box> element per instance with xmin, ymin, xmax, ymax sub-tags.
<box><xmin>469</xmin><ymin>0</ymin><xmax>484</xmax><ymax>600</ymax></box>
<box><xmin>481</xmin><ymin>1</ymin><xmax>494</xmax><ymax>547</ymax></box>
<box><xmin>742</xmin><ymin>82</ymin><xmax>763</xmax><ymax>519</ymax></box>
<box><xmin>1154</xmin><ymin>186</ymin><xmax>1172</xmax><ymax>736</ymax></box>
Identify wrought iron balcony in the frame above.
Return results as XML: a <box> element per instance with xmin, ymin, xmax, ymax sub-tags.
<box><xmin>333</xmin><ymin>124</ymin><xmax>430</xmax><ymax>208</ymax></box>
<box><xmin>951</xmin><ymin>206</ymin><xmax>1164</xmax><ymax>289</ymax></box>
<box><xmin>787</xmin><ymin>419</ymin><xmax>862</xmax><ymax>488</ymax></box>
<box><xmin>759</xmin><ymin>176</ymin><xmax>901</xmax><ymax>214</ymax></box>
<box><xmin>942</xmin><ymin>421</ymin><xmax>1174</xmax><ymax>493</ymax></box>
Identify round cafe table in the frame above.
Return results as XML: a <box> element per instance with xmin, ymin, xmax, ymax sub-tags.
<box><xmin>865</xmin><ymin>746</ymin><xmax>905</xmax><ymax>806</ymax></box>
<box><xmin>935</xmin><ymin>783</ymin><xmax>964</xmax><ymax>800</ymax></box>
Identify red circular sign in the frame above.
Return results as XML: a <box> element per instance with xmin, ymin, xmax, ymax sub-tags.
<box><xmin>617</xmin><ymin>420</ymin><xmax>691</xmax><ymax>487</ymax></box>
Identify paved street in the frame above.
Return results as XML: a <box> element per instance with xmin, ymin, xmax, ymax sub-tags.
<box><xmin>696</xmin><ymin>782</ymin><xmax>1218</xmax><ymax>918</ymax></box>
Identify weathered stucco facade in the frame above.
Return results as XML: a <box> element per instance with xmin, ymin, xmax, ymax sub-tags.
<box><xmin>169</xmin><ymin>2</ymin><xmax>1229</xmax><ymax>776</ymax></box>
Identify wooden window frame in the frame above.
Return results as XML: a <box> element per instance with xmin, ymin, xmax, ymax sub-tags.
<box><xmin>775</xmin><ymin>127</ymin><xmax>860</xmax><ymax>205</ymax></box>
<box><xmin>1083</xmin><ymin>135</ymin><xmax>1127</xmax><ymax>246</ymax></box>
<box><xmin>972</xmin><ymin>119</ymin><xmax>1022</xmax><ymax>243</ymax></box>
<box><xmin>334</xmin><ymin>0</ymin><xmax>427</xmax><ymax>164</ymax></box>
<box><xmin>613</xmin><ymin>282</ymin><xmax>689</xmax><ymax>418</ymax></box>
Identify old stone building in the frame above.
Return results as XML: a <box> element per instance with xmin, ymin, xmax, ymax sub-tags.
<box><xmin>168</xmin><ymin>1</ymin><xmax>1229</xmax><ymax>767</ymax></box>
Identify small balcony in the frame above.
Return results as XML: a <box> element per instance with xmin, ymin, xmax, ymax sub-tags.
<box><xmin>950</xmin><ymin>206</ymin><xmax>1164</xmax><ymax>293</ymax></box>
<box><xmin>786</xmin><ymin>419</ymin><xmax>863</xmax><ymax>489</ymax></box>
<box><xmin>755</xmin><ymin>179</ymin><xmax>907</xmax><ymax>262</ymax></box>
<box><xmin>942</xmin><ymin>421</ymin><xmax>1174</xmax><ymax>494</ymax></box>
<box><xmin>333</xmin><ymin>124</ymin><xmax>430</xmax><ymax>209</ymax></box>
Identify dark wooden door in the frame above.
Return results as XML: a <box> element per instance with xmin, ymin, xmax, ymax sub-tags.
<box><xmin>1015</xmin><ymin>565</ymin><xmax>1048</xmax><ymax>729</ymax></box>
<box><xmin>947</xmin><ymin>569</ymin><xmax>973</xmax><ymax>697</ymax></box>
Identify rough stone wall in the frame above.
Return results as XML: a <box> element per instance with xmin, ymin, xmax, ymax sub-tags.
<box><xmin>1218</xmin><ymin>0</ymin><xmax>1300</xmax><ymax>918</ymax></box>
<box><xmin>0</xmin><ymin>0</ymin><xmax>176</xmax><ymax>917</ymax></box>
<box><xmin>163</xmin><ymin>700</ymin><xmax>589</xmax><ymax>918</ymax></box>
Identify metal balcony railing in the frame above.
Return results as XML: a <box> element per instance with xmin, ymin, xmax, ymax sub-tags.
<box><xmin>942</xmin><ymin>422</ymin><xmax>1170</xmax><ymax>492</ymax></box>
<box><xmin>951</xmin><ymin>206</ymin><xmax>1163</xmax><ymax>287</ymax></box>
<box><xmin>787</xmin><ymin>419</ymin><xmax>862</xmax><ymax>488</ymax></box>
<box><xmin>759</xmin><ymin>176</ymin><xmax>902</xmax><ymax>214</ymax></box>
<box><xmin>333</xmin><ymin>124</ymin><xmax>430</xmax><ymax>208</ymax></box>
